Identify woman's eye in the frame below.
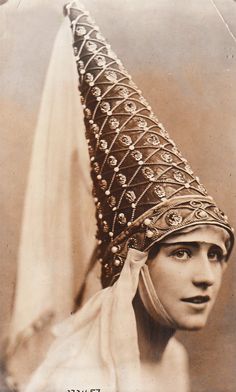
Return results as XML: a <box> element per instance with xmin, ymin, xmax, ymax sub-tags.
<box><xmin>208</xmin><ymin>249</ymin><xmax>223</xmax><ymax>262</ymax></box>
<box><xmin>171</xmin><ymin>249</ymin><xmax>191</xmax><ymax>261</ymax></box>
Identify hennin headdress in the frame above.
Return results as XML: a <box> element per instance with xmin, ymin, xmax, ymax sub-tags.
<box><xmin>65</xmin><ymin>1</ymin><xmax>234</xmax><ymax>288</ymax></box>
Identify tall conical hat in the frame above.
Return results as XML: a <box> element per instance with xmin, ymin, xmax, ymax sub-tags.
<box><xmin>65</xmin><ymin>1</ymin><xmax>234</xmax><ymax>288</ymax></box>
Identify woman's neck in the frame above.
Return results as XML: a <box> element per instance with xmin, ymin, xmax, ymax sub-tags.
<box><xmin>133</xmin><ymin>293</ymin><xmax>175</xmax><ymax>363</ymax></box>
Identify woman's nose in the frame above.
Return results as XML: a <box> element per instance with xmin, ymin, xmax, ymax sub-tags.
<box><xmin>192</xmin><ymin>256</ymin><xmax>215</xmax><ymax>289</ymax></box>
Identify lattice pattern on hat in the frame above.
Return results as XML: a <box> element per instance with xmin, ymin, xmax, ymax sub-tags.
<box><xmin>65</xmin><ymin>1</ymin><xmax>234</xmax><ymax>287</ymax></box>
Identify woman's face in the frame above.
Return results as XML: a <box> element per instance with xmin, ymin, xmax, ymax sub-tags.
<box><xmin>147</xmin><ymin>225</ymin><xmax>229</xmax><ymax>330</ymax></box>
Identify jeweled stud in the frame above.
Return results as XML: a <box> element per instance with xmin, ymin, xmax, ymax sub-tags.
<box><xmin>111</xmin><ymin>246</ymin><xmax>118</xmax><ymax>253</ymax></box>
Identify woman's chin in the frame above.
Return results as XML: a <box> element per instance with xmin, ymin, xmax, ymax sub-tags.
<box><xmin>175</xmin><ymin>316</ymin><xmax>208</xmax><ymax>331</ymax></box>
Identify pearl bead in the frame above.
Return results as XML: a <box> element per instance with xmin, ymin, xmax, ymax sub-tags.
<box><xmin>127</xmin><ymin>222</ymin><xmax>132</xmax><ymax>227</ymax></box>
<box><xmin>131</xmin><ymin>203</ymin><xmax>136</xmax><ymax>208</ymax></box>
<box><xmin>146</xmin><ymin>230</ymin><xmax>154</xmax><ymax>238</ymax></box>
<box><xmin>114</xmin><ymin>259</ymin><xmax>121</xmax><ymax>267</ymax></box>
<box><xmin>144</xmin><ymin>218</ymin><xmax>151</xmax><ymax>226</ymax></box>
<box><xmin>97</xmin><ymin>175</ymin><xmax>102</xmax><ymax>180</ymax></box>
<box><xmin>109</xmin><ymin>232</ymin><xmax>114</xmax><ymax>237</ymax></box>
<box><xmin>114</xmin><ymin>167</ymin><xmax>119</xmax><ymax>172</ymax></box>
<box><xmin>105</xmin><ymin>190</ymin><xmax>110</xmax><ymax>195</ymax></box>
<box><xmin>111</xmin><ymin>246</ymin><xmax>118</xmax><ymax>253</ymax></box>
<box><xmin>98</xmin><ymin>214</ymin><xmax>103</xmax><ymax>219</ymax></box>
<box><xmin>129</xmin><ymin>145</ymin><xmax>134</xmax><ymax>150</ymax></box>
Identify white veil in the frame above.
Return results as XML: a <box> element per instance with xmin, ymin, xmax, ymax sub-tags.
<box><xmin>6</xmin><ymin>17</ymin><xmax>99</xmax><ymax>388</ymax></box>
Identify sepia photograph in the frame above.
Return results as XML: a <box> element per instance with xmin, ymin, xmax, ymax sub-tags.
<box><xmin>0</xmin><ymin>1</ymin><xmax>236</xmax><ymax>391</ymax></box>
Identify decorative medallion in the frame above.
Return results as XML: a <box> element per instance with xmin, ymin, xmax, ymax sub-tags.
<box><xmin>116</xmin><ymin>173</ymin><xmax>127</xmax><ymax>185</ymax></box>
<box><xmin>100</xmin><ymin>101</ymin><xmax>111</xmax><ymax>114</ymax></box>
<box><xmin>165</xmin><ymin>211</ymin><xmax>183</xmax><ymax>226</ymax></box>
<box><xmin>161</xmin><ymin>152</ymin><xmax>173</xmax><ymax>163</ymax></box>
<box><xmin>95</xmin><ymin>55</ymin><xmax>106</xmax><ymax>67</ymax></box>
<box><xmin>104</xmin><ymin>70</ymin><xmax>118</xmax><ymax>82</ymax></box>
<box><xmin>147</xmin><ymin>134</ymin><xmax>160</xmax><ymax>146</ymax></box>
<box><xmin>135</xmin><ymin>117</ymin><xmax>148</xmax><ymax>129</ymax></box>
<box><xmin>131</xmin><ymin>150</ymin><xmax>142</xmax><ymax>161</ymax></box>
<box><xmin>125</xmin><ymin>190</ymin><xmax>136</xmax><ymax>203</ymax></box>
<box><xmin>119</xmin><ymin>134</ymin><xmax>132</xmax><ymax>146</ymax></box>
<box><xmin>85</xmin><ymin>73</ymin><xmax>94</xmax><ymax>84</ymax></box>
<box><xmin>117</xmin><ymin>213</ymin><xmax>127</xmax><ymax>225</ymax></box>
<box><xmin>109</xmin><ymin>117</ymin><xmax>120</xmax><ymax>130</ymax></box>
<box><xmin>173</xmin><ymin>170</ymin><xmax>186</xmax><ymax>183</ymax></box>
<box><xmin>99</xmin><ymin>179</ymin><xmax>107</xmax><ymax>190</ymax></box>
<box><xmin>99</xmin><ymin>139</ymin><xmax>108</xmax><ymax>151</ymax></box>
<box><xmin>108</xmin><ymin>195</ymin><xmax>116</xmax><ymax>207</ymax></box>
<box><xmin>91</xmin><ymin>86</ymin><xmax>101</xmax><ymax>97</ymax></box>
<box><xmin>86</xmin><ymin>41</ymin><xmax>97</xmax><ymax>52</ymax></box>
<box><xmin>142</xmin><ymin>167</ymin><xmax>155</xmax><ymax>180</ymax></box>
<box><xmin>124</xmin><ymin>101</ymin><xmax>136</xmax><ymax>113</ymax></box>
<box><xmin>154</xmin><ymin>185</ymin><xmax>166</xmax><ymax>198</ymax></box>
<box><xmin>115</xmin><ymin>86</ymin><xmax>129</xmax><ymax>99</ymax></box>
<box><xmin>75</xmin><ymin>25</ymin><xmax>86</xmax><ymax>36</ymax></box>
<box><xmin>90</xmin><ymin>123</ymin><xmax>99</xmax><ymax>135</ymax></box>
<box><xmin>107</xmin><ymin>155</ymin><xmax>117</xmax><ymax>167</ymax></box>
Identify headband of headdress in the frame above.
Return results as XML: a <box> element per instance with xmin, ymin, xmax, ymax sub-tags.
<box><xmin>65</xmin><ymin>1</ymin><xmax>234</xmax><ymax>288</ymax></box>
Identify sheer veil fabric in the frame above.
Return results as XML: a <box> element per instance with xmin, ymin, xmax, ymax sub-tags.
<box><xmin>6</xmin><ymin>18</ymin><xmax>99</xmax><ymax>387</ymax></box>
<box><xmin>24</xmin><ymin>249</ymin><xmax>148</xmax><ymax>392</ymax></box>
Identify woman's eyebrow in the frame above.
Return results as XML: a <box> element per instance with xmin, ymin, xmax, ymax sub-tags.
<box><xmin>160</xmin><ymin>242</ymin><xmax>199</xmax><ymax>248</ymax></box>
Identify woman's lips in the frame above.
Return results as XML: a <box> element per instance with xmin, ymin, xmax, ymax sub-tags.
<box><xmin>181</xmin><ymin>295</ymin><xmax>210</xmax><ymax>304</ymax></box>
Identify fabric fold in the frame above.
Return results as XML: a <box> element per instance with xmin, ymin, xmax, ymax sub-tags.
<box><xmin>24</xmin><ymin>248</ymin><xmax>148</xmax><ymax>392</ymax></box>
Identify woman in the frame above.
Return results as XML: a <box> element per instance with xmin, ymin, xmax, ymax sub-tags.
<box><xmin>21</xmin><ymin>2</ymin><xmax>234</xmax><ymax>391</ymax></box>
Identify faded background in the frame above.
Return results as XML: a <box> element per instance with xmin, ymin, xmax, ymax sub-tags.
<box><xmin>0</xmin><ymin>0</ymin><xmax>236</xmax><ymax>391</ymax></box>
